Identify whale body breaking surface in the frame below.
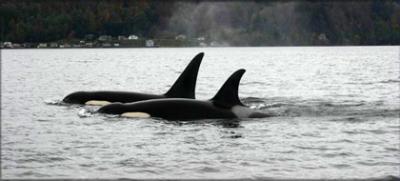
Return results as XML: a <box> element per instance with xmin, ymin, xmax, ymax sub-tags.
<box><xmin>98</xmin><ymin>69</ymin><xmax>272</xmax><ymax>120</ymax></box>
<box><xmin>62</xmin><ymin>52</ymin><xmax>204</xmax><ymax>105</ymax></box>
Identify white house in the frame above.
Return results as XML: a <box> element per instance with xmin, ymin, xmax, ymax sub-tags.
<box><xmin>4</xmin><ymin>42</ymin><xmax>13</xmax><ymax>48</ymax></box>
<box><xmin>118</xmin><ymin>36</ymin><xmax>128</xmax><ymax>40</ymax></box>
<box><xmin>145</xmin><ymin>40</ymin><xmax>154</xmax><ymax>47</ymax></box>
<box><xmin>175</xmin><ymin>34</ymin><xmax>186</xmax><ymax>40</ymax></box>
<box><xmin>128</xmin><ymin>35</ymin><xmax>139</xmax><ymax>40</ymax></box>
<box><xmin>50</xmin><ymin>42</ymin><xmax>58</xmax><ymax>48</ymax></box>
<box><xmin>197</xmin><ymin>36</ymin><xmax>205</xmax><ymax>41</ymax></box>
<box><xmin>37</xmin><ymin>43</ymin><xmax>47</xmax><ymax>48</ymax></box>
<box><xmin>98</xmin><ymin>35</ymin><xmax>112</xmax><ymax>41</ymax></box>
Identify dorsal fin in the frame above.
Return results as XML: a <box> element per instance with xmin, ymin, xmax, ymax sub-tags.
<box><xmin>211</xmin><ymin>69</ymin><xmax>245</xmax><ymax>108</ymax></box>
<box><xmin>164</xmin><ymin>52</ymin><xmax>204</xmax><ymax>99</ymax></box>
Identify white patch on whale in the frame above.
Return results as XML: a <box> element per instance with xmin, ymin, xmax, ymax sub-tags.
<box><xmin>231</xmin><ymin>105</ymin><xmax>253</xmax><ymax>118</ymax></box>
<box><xmin>85</xmin><ymin>100</ymin><xmax>111</xmax><ymax>106</ymax></box>
<box><xmin>121</xmin><ymin>112</ymin><xmax>151</xmax><ymax>118</ymax></box>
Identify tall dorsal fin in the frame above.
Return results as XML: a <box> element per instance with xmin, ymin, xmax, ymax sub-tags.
<box><xmin>211</xmin><ymin>69</ymin><xmax>245</xmax><ymax>108</ymax></box>
<box><xmin>164</xmin><ymin>52</ymin><xmax>204</xmax><ymax>99</ymax></box>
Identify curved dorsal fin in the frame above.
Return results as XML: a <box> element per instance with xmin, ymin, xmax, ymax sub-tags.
<box><xmin>211</xmin><ymin>69</ymin><xmax>245</xmax><ymax>108</ymax></box>
<box><xmin>164</xmin><ymin>52</ymin><xmax>204</xmax><ymax>99</ymax></box>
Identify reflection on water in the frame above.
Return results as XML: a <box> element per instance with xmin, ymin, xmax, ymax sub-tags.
<box><xmin>1</xmin><ymin>47</ymin><xmax>400</xmax><ymax>179</ymax></box>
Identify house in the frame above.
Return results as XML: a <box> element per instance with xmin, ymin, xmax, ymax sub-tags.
<box><xmin>102</xmin><ymin>43</ymin><xmax>111</xmax><ymax>47</ymax></box>
<box><xmin>98</xmin><ymin>35</ymin><xmax>112</xmax><ymax>41</ymax></box>
<box><xmin>210</xmin><ymin>41</ymin><xmax>218</xmax><ymax>47</ymax></box>
<box><xmin>12</xmin><ymin>43</ymin><xmax>21</xmax><ymax>48</ymax></box>
<box><xmin>318</xmin><ymin>33</ymin><xmax>329</xmax><ymax>44</ymax></box>
<box><xmin>197</xmin><ymin>36</ymin><xmax>205</xmax><ymax>41</ymax></box>
<box><xmin>145</xmin><ymin>40</ymin><xmax>154</xmax><ymax>47</ymax></box>
<box><xmin>60</xmin><ymin>43</ymin><xmax>71</xmax><ymax>48</ymax></box>
<box><xmin>85</xmin><ymin>42</ymin><xmax>94</xmax><ymax>48</ymax></box>
<box><xmin>128</xmin><ymin>35</ymin><xmax>138</xmax><ymax>40</ymax></box>
<box><xmin>50</xmin><ymin>42</ymin><xmax>58</xmax><ymax>48</ymax></box>
<box><xmin>118</xmin><ymin>36</ymin><xmax>128</xmax><ymax>40</ymax></box>
<box><xmin>84</xmin><ymin>34</ymin><xmax>95</xmax><ymax>41</ymax></box>
<box><xmin>4</xmin><ymin>42</ymin><xmax>13</xmax><ymax>48</ymax></box>
<box><xmin>209</xmin><ymin>41</ymin><xmax>228</xmax><ymax>47</ymax></box>
<box><xmin>23</xmin><ymin>43</ymin><xmax>34</xmax><ymax>48</ymax></box>
<box><xmin>37</xmin><ymin>43</ymin><xmax>47</xmax><ymax>48</ymax></box>
<box><xmin>175</xmin><ymin>34</ymin><xmax>186</xmax><ymax>40</ymax></box>
<box><xmin>199</xmin><ymin>42</ymin><xmax>207</xmax><ymax>47</ymax></box>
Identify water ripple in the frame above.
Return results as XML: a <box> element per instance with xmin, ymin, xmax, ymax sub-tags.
<box><xmin>330</xmin><ymin>163</ymin><xmax>352</xmax><ymax>169</ymax></box>
<box><xmin>16</xmin><ymin>171</ymin><xmax>52</xmax><ymax>178</ymax></box>
<box><xmin>3</xmin><ymin>47</ymin><xmax>399</xmax><ymax>179</ymax></box>
<box><xmin>357</xmin><ymin>161</ymin><xmax>400</xmax><ymax>166</ymax></box>
<box><xmin>320</xmin><ymin>152</ymin><xmax>355</xmax><ymax>158</ymax></box>
<box><xmin>293</xmin><ymin>145</ymin><xmax>342</xmax><ymax>151</ymax></box>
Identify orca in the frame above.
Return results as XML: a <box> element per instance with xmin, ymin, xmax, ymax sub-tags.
<box><xmin>63</xmin><ymin>52</ymin><xmax>204</xmax><ymax>105</ymax></box>
<box><xmin>98</xmin><ymin>69</ymin><xmax>272</xmax><ymax>120</ymax></box>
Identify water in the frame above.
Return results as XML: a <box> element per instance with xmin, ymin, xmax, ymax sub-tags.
<box><xmin>1</xmin><ymin>47</ymin><xmax>399</xmax><ymax>179</ymax></box>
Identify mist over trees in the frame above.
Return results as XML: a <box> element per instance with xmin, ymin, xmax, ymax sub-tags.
<box><xmin>1</xmin><ymin>0</ymin><xmax>399</xmax><ymax>45</ymax></box>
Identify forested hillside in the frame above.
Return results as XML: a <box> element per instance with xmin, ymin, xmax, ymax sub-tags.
<box><xmin>1</xmin><ymin>0</ymin><xmax>399</xmax><ymax>45</ymax></box>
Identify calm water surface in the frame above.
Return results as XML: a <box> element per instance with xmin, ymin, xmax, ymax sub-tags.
<box><xmin>1</xmin><ymin>47</ymin><xmax>399</xmax><ymax>179</ymax></box>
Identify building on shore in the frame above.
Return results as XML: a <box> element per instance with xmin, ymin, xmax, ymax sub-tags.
<box><xmin>145</xmin><ymin>40</ymin><xmax>154</xmax><ymax>47</ymax></box>
<box><xmin>50</xmin><ymin>42</ymin><xmax>59</xmax><ymax>48</ymax></box>
<box><xmin>3</xmin><ymin>42</ymin><xmax>13</xmax><ymax>48</ymax></box>
<box><xmin>37</xmin><ymin>43</ymin><xmax>47</xmax><ymax>48</ymax></box>
<box><xmin>98</xmin><ymin>35</ymin><xmax>112</xmax><ymax>42</ymax></box>
<box><xmin>128</xmin><ymin>35</ymin><xmax>139</xmax><ymax>40</ymax></box>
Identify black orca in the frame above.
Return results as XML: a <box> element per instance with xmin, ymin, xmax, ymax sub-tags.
<box><xmin>98</xmin><ymin>69</ymin><xmax>272</xmax><ymax>120</ymax></box>
<box><xmin>63</xmin><ymin>52</ymin><xmax>204</xmax><ymax>105</ymax></box>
